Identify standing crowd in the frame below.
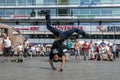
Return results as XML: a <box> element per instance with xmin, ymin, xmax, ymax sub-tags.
<box><xmin>0</xmin><ymin>33</ymin><xmax>30</xmax><ymax>62</ymax></box>
<box><xmin>65</xmin><ymin>39</ymin><xmax>120</xmax><ymax>62</ymax></box>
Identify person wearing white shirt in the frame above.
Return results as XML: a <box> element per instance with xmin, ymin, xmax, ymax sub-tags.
<box><xmin>1</xmin><ymin>33</ymin><xmax>12</xmax><ymax>62</ymax></box>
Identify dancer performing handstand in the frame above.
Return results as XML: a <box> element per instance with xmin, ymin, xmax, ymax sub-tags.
<box><xmin>41</xmin><ymin>10</ymin><xmax>90</xmax><ymax>72</ymax></box>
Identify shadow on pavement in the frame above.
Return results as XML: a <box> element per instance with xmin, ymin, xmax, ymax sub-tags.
<box><xmin>16</xmin><ymin>65</ymin><xmax>52</xmax><ymax>70</ymax></box>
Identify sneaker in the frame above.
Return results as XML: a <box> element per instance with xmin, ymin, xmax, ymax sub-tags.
<box><xmin>41</xmin><ymin>10</ymin><xmax>50</xmax><ymax>15</ymax></box>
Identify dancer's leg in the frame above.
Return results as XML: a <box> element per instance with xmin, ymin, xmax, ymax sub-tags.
<box><xmin>41</xmin><ymin>10</ymin><xmax>61</xmax><ymax>36</ymax></box>
<box><xmin>41</xmin><ymin>10</ymin><xmax>90</xmax><ymax>40</ymax></box>
<box><xmin>60</xmin><ymin>28</ymin><xmax>88</xmax><ymax>40</ymax></box>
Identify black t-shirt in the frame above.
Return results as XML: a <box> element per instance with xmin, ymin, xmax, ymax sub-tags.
<box><xmin>49</xmin><ymin>39</ymin><xmax>65</xmax><ymax>60</ymax></box>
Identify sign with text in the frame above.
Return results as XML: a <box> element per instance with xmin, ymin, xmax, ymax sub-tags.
<box><xmin>10</xmin><ymin>15</ymin><xmax>29</xmax><ymax>19</ymax></box>
<box><xmin>53</xmin><ymin>25</ymin><xmax>83</xmax><ymax>31</ymax></box>
<box><xmin>14</xmin><ymin>26</ymin><xmax>40</xmax><ymax>31</ymax></box>
<box><xmin>13</xmin><ymin>25</ymin><xmax>120</xmax><ymax>32</ymax></box>
<box><xmin>107</xmin><ymin>26</ymin><xmax>120</xmax><ymax>32</ymax></box>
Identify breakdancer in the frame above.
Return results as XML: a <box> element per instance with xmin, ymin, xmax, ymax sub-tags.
<box><xmin>41</xmin><ymin>10</ymin><xmax>90</xmax><ymax>72</ymax></box>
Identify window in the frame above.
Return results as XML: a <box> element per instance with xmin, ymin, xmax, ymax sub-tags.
<box><xmin>100</xmin><ymin>0</ymin><xmax>113</xmax><ymax>4</ymax></box>
<box><xmin>115</xmin><ymin>35</ymin><xmax>120</xmax><ymax>39</ymax></box>
<box><xmin>6</xmin><ymin>9</ymin><xmax>15</xmax><ymax>17</ymax></box>
<box><xmin>57</xmin><ymin>0</ymin><xmax>69</xmax><ymax>5</ymax></box>
<box><xmin>114</xmin><ymin>0</ymin><xmax>120</xmax><ymax>4</ymax></box>
<box><xmin>79</xmin><ymin>9</ymin><xmax>90</xmax><ymax>16</ymax></box>
<box><xmin>48</xmin><ymin>0</ymin><xmax>56</xmax><ymax>4</ymax></box>
<box><xmin>36</xmin><ymin>0</ymin><xmax>44</xmax><ymax>5</ymax></box>
<box><xmin>80</xmin><ymin>0</ymin><xmax>90</xmax><ymax>5</ymax></box>
<box><xmin>70</xmin><ymin>0</ymin><xmax>79</xmax><ymax>4</ymax></box>
<box><xmin>57</xmin><ymin>8</ymin><xmax>70</xmax><ymax>16</ymax></box>
<box><xmin>103</xmin><ymin>35</ymin><xmax>114</xmax><ymax>39</ymax></box>
<box><xmin>90</xmin><ymin>9</ymin><xmax>100</xmax><ymax>16</ymax></box>
<box><xmin>71</xmin><ymin>9</ymin><xmax>79</xmax><ymax>16</ymax></box>
<box><xmin>113</xmin><ymin>8</ymin><xmax>120</xmax><ymax>16</ymax></box>
<box><xmin>98</xmin><ymin>35</ymin><xmax>103</xmax><ymax>39</ymax></box>
<box><xmin>50</xmin><ymin>9</ymin><xmax>56</xmax><ymax>16</ymax></box>
<box><xmin>81</xmin><ymin>0</ymin><xmax>90</xmax><ymax>3</ymax></box>
<box><xmin>6</xmin><ymin>0</ymin><xmax>16</xmax><ymax>6</ymax></box>
<box><xmin>0</xmin><ymin>0</ymin><xmax>5</xmax><ymax>6</ymax></box>
<box><xmin>16</xmin><ymin>0</ymin><xmax>26</xmax><ymax>5</ymax></box>
<box><xmin>102</xmin><ymin>8</ymin><xmax>112</xmax><ymax>16</ymax></box>
<box><xmin>15</xmin><ymin>9</ymin><xmax>25</xmax><ymax>15</ymax></box>
<box><xmin>26</xmin><ymin>9</ymin><xmax>32</xmax><ymax>16</ymax></box>
<box><xmin>24</xmin><ymin>34</ymin><xmax>29</xmax><ymax>38</ymax></box>
<box><xmin>29</xmin><ymin>35</ymin><xmax>34</xmax><ymax>38</ymax></box>
<box><xmin>92</xmin><ymin>35</ymin><xmax>98</xmax><ymax>39</ymax></box>
<box><xmin>27</xmin><ymin>0</ymin><xmax>35</xmax><ymax>5</ymax></box>
<box><xmin>29</xmin><ymin>34</ymin><xmax>56</xmax><ymax>39</ymax></box>
<box><xmin>0</xmin><ymin>9</ymin><xmax>5</xmax><ymax>17</ymax></box>
<box><xmin>91</xmin><ymin>0</ymin><xmax>100</xmax><ymax>4</ymax></box>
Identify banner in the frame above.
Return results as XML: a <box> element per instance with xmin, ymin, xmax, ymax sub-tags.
<box><xmin>13</xmin><ymin>24</ymin><xmax>120</xmax><ymax>32</ymax></box>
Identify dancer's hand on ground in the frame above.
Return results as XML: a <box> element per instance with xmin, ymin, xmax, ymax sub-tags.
<box><xmin>52</xmin><ymin>67</ymin><xmax>63</xmax><ymax>72</ymax></box>
<box><xmin>59</xmin><ymin>69</ymin><xmax>63</xmax><ymax>72</ymax></box>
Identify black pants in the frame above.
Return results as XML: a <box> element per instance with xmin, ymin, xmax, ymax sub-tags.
<box><xmin>45</xmin><ymin>15</ymin><xmax>86</xmax><ymax>40</ymax></box>
<box><xmin>3</xmin><ymin>46</ymin><xmax>11</xmax><ymax>57</ymax></box>
<box><xmin>24</xmin><ymin>48</ymin><xmax>28</xmax><ymax>58</ymax></box>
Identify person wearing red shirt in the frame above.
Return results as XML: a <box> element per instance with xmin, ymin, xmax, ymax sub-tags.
<box><xmin>82</xmin><ymin>41</ymin><xmax>88</xmax><ymax>60</ymax></box>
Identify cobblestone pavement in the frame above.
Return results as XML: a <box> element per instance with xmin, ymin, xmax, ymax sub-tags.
<box><xmin>0</xmin><ymin>57</ymin><xmax>120</xmax><ymax>80</ymax></box>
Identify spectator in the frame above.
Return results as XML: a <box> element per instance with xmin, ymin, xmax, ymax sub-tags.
<box><xmin>88</xmin><ymin>40</ymin><xmax>94</xmax><ymax>60</ymax></box>
<box><xmin>95</xmin><ymin>45</ymin><xmax>103</xmax><ymax>61</ymax></box>
<box><xmin>45</xmin><ymin>47</ymin><xmax>51</xmax><ymax>56</ymax></box>
<box><xmin>111</xmin><ymin>43</ymin><xmax>117</xmax><ymax>60</ymax></box>
<box><xmin>24</xmin><ymin>38</ymin><xmax>29</xmax><ymax>58</ymax></box>
<box><xmin>35</xmin><ymin>46</ymin><xmax>40</xmax><ymax>56</ymax></box>
<box><xmin>106</xmin><ymin>43</ymin><xmax>113</xmax><ymax>61</ymax></box>
<box><xmin>93</xmin><ymin>43</ymin><xmax>98</xmax><ymax>53</ymax></box>
<box><xmin>40</xmin><ymin>46</ymin><xmax>45</xmax><ymax>56</ymax></box>
<box><xmin>66</xmin><ymin>39</ymin><xmax>73</xmax><ymax>52</ymax></box>
<box><xmin>1</xmin><ymin>33</ymin><xmax>12</xmax><ymax>62</ymax></box>
<box><xmin>82</xmin><ymin>41</ymin><xmax>88</xmax><ymax>60</ymax></box>
<box><xmin>74</xmin><ymin>39</ymin><xmax>81</xmax><ymax>62</ymax></box>
<box><xmin>31</xmin><ymin>46</ymin><xmax>36</xmax><ymax>56</ymax></box>
<box><xmin>100</xmin><ymin>39</ymin><xmax>106</xmax><ymax>47</ymax></box>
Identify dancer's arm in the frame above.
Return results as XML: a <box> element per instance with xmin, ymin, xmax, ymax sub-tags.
<box><xmin>49</xmin><ymin>51</ymin><xmax>57</xmax><ymax>70</ymax></box>
<box><xmin>49</xmin><ymin>60</ymin><xmax>56</xmax><ymax>70</ymax></box>
<box><xmin>60</xmin><ymin>55</ymin><xmax>66</xmax><ymax>71</ymax></box>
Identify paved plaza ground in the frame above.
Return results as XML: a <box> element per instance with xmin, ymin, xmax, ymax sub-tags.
<box><xmin>0</xmin><ymin>56</ymin><xmax>120</xmax><ymax>80</ymax></box>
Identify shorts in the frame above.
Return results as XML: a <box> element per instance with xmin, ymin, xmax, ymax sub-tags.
<box><xmin>3</xmin><ymin>46</ymin><xmax>11</xmax><ymax>57</ymax></box>
<box><xmin>75</xmin><ymin>50</ymin><xmax>80</xmax><ymax>56</ymax></box>
<box><xmin>18</xmin><ymin>51</ymin><xmax>23</xmax><ymax>55</ymax></box>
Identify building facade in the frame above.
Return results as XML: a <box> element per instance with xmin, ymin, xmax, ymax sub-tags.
<box><xmin>0</xmin><ymin>0</ymin><xmax>120</xmax><ymax>44</ymax></box>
